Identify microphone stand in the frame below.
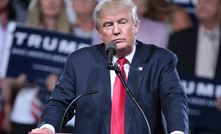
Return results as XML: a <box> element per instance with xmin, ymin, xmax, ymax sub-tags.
<box><xmin>112</xmin><ymin>65</ymin><xmax>151</xmax><ymax>134</ymax></box>
<box><xmin>59</xmin><ymin>90</ymin><xmax>98</xmax><ymax>133</ymax></box>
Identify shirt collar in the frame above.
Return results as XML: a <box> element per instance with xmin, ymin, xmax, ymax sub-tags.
<box><xmin>199</xmin><ymin>24</ymin><xmax>220</xmax><ymax>40</ymax></box>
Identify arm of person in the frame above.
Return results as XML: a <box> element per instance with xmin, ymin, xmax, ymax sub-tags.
<box><xmin>159</xmin><ymin>51</ymin><xmax>189</xmax><ymax>133</ymax></box>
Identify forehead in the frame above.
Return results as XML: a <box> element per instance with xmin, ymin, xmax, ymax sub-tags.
<box><xmin>100</xmin><ymin>11</ymin><xmax>131</xmax><ymax>22</ymax></box>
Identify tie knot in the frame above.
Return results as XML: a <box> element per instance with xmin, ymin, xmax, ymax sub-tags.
<box><xmin>117</xmin><ymin>58</ymin><xmax>127</xmax><ymax>66</ymax></box>
<box><xmin>205</xmin><ymin>30</ymin><xmax>216</xmax><ymax>41</ymax></box>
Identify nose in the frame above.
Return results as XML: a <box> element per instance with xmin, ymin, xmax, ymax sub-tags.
<box><xmin>113</xmin><ymin>23</ymin><xmax>120</xmax><ymax>35</ymax></box>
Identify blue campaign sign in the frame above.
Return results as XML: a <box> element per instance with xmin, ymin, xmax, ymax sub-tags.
<box><xmin>2</xmin><ymin>22</ymin><xmax>92</xmax><ymax>84</ymax></box>
<box><xmin>179</xmin><ymin>74</ymin><xmax>221</xmax><ymax>131</ymax></box>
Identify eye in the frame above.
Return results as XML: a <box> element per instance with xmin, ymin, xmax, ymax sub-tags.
<box><xmin>119</xmin><ymin>20</ymin><xmax>127</xmax><ymax>26</ymax></box>
<box><xmin>104</xmin><ymin>23</ymin><xmax>113</xmax><ymax>29</ymax></box>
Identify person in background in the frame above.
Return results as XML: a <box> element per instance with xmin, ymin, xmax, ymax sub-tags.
<box><xmin>65</xmin><ymin>0</ymin><xmax>77</xmax><ymax>25</ymax></box>
<box><xmin>132</xmin><ymin>0</ymin><xmax>169</xmax><ymax>48</ymax></box>
<box><xmin>26</xmin><ymin>0</ymin><xmax>71</xmax><ymax>33</ymax></box>
<box><xmin>11</xmin><ymin>0</ymin><xmax>30</xmax><ymax>23</ymax></box>
<box><xmin>0</xmin><ymin>0</ymin><xmax>16</xmax><ymax>77</ymax></box>
<box><xmin>168</xmin><ymin>0</ymin><xmax>221</xmax><ymax>82</ymax></box>
<box><xmin>1</xmin><ymin>73</ymin><xmax>26</xmax><ymax>134</ymax></box>
<box><xmin>92</xmin><ymin>0</ymin><xmax>169</xmax><ymax>48</ymax></box>
<box><xmin>168</xmin><ymin>0</ymin><xmax>221</xmax><ymax>133</ymax></box>
<box><xmin>10</xmin><ymin>74</ymin><xmax>58</xmax><ymax>134</ymax></box>
<box><xmin>145</xmin><ymin>0</ymin><xmax>193</xmax><ymax>35</ymax></box>
<box><xmin>0</xmin><ymin>0</ymin><xmax>26</xmax><ymax>133</ymax></box>
<box><xmin>31</xmin><ymin>0</ymin><xmax>188</xmax><ymax>133</ymax></box>
<box><xmin>71</xmin><ymin>0</ymin><xmax>98</xmax><ymax>39</ymax></box>
<box><xmin>8</xmin><ymin>0</ymin><xmax>73</xmax><ymax>134</ymax></box>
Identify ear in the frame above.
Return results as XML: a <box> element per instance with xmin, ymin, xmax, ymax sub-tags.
<box><xmin>134</xmin><ymin>21</ymin><xmax>140</xmax><ymax>35</ymax></box>
<box><xmin>98</xmin><ymin>30</ymin><xmax>104</xmax><ymax>41</ymax></box>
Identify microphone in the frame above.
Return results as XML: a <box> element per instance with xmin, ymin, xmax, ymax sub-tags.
<box><xmin>59</xmin><ymin>90</ymin><xmax>98</xmax><ymax>133</ymax></box>
<box><xmin>106</xmin><ymin>42</ymin><xmax>116</xmax><ymax>70</ymax></box>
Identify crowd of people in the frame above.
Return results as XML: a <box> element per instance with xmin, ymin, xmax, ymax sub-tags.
<box><xmin>0</xmin><ymin>0</ymin><xmax>220</xmax><ymax>134</ymax></box>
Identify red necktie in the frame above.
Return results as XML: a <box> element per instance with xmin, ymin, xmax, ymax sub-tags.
<box><xmin>111</xmin><ymin>58</ymin><xmax>127</xmax><ymax>134</ymax></box>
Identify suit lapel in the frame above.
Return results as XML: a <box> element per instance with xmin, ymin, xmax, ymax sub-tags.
<box><xmin>192</xmin><ymin>26</ymin><xmax>199</xmax><ymax>73</ymax></box>
<box><xmin>125</xmin><ymin>41</ymin><xmax>152</xmax><ymax>134</ymax></box>
<box><xmin>92</xmin><ymin>44</ymin><xmax>112</xmax><ymax>134</ymax></box>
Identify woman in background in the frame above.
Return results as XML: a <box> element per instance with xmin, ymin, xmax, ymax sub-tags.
<box><xmin>26</xmin><ymin>0</ymin><xmax>71</xmax><ymax>33</ymax></box>
<box><xmin>9</xmin><ymin>0</ymin><xmax>72</xmax><ymax>134</ymax></box>
<box><xmin>132</xmin><ymin>0</ymin><xmax>169</xmax><ymax>48</ymax></box>
<box><xmin>145</xmin><ymin>0</ymin><xmax>193</xmax><ymax>34</ymax></box>
<box><xmin>0</xmin><ymin>0</ymin><xmax>26</xmax><ymax>133</ymax></box>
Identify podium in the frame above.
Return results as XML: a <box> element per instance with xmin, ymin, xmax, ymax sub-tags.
<box><xmin>29</xmin><ymin>129</ymin><xmax>77</xmax><ymax>134</ymax></box>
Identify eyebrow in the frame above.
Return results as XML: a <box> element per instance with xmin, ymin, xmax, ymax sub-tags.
<box><xmin>117</xmin><ymin>17</ymin><xmax>128</xmax><ymax>23</ymax></box>
<box><xmin>102</xmin><ymin>17</ymin><xmax>128</xmax><ymax>26</ymax></box>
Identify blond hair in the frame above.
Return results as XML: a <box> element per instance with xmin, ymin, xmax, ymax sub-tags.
<box><xmin>26</xmin><ymin>0</ymin><xmax>71</xmax><ymax>33</ymax></box>
<box><xmin>94</xmin><ymin>0</ymin><xmax>139</xmax><ymax>31</ymax></box>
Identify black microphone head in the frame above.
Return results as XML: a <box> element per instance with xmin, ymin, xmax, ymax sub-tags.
<box><xmin>106</xmin><ymin>42</ymin><xmax>116</xmax><ymax>55</ymax></box>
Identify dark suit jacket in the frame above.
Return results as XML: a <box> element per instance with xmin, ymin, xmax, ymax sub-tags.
<box><xmin>38</xmin><ymin>40</ymin><xmax>189</xmax><ymax>134</ymax></box>
<box><xmin>168</xmin><ymin>26</ymin><xmax>221</xmax><ymax>79</ymax></box>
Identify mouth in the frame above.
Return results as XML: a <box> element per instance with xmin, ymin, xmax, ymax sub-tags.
<box><xmin>113</xmin><ymin>38</ymin><xmax>124</xmax><ymax>43</ymax></box>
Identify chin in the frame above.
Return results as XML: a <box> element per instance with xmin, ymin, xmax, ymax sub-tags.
<box><xmin>116</xmin><ymin>46</ymin><xmax>127</xmax><ymax>52</ymax></box>
<box><xmin>116</xmin><ymin>42</ymin><xmax>127</xmax><ymax>47</ymax></box>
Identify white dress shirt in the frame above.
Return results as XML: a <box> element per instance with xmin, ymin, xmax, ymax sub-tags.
<box><xmin>195</xmin><ymin>25</ymin><xmax>220</xmax><ymax>79</ymax></box>
<box><xmin>110</xmin><ymin>44</ymin><xmax>136</xmax><ymax>99</ymax></box>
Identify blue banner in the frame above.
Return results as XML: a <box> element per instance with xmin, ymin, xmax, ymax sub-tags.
<box><xmin>180</xmin><ymin>74</ymin><xmax>221</xmax><ymax>131</ymax></box>
<box><xmin>2</xmin><ymin>22</ymin><xmax>91</xmax><ymax>84</ymax></box>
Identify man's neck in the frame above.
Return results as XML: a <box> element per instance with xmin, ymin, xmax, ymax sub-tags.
<box><xmin>115</xmin><ymin>43</ymin><xmax>136</xmax><ymax>59</ymax></box>
<box><xmin>201</xmin><ymin>18</ymin><xmax>220</xmax><ymax>31</ymax></box>
<box><xmin>114</xmin><ymin>44</ymin><xmax>136</xmax><ymax>64</ymax></box>
<box><xmin>42</xmin><ymin>17</ymin><xmax>57</xmax><ymax>30</ymax></box>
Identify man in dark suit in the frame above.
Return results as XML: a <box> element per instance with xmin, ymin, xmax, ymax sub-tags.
<box><xmin>168</xmin><ymin>0</ymin><xmax>221</xmax><ymax>80</ymax></box>
<box><xmin>31</xmin><ymin>0</ymin><xmax>188</xmax><ymax>133</ymax></box>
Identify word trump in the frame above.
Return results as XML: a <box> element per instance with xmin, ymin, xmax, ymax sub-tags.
<box><xmin>14</xmin><ymin>32</ymin><xmax>90</xmax><ymax>54</ymax></box>
<box><xmin>182</xmin><ymin>80</ymin><xmax>221</xmax><ymax>98</ymax></box>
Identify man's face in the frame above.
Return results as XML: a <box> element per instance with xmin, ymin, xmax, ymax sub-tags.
<box><xmin>98</xmin><ymin>11</ymin><xmax>139</xmax><ymax>57</ymax></box>
<box><xmin>196</xmin><ymin>0</ymin><xmax>221</xmax><ymax>21</ymax></box>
